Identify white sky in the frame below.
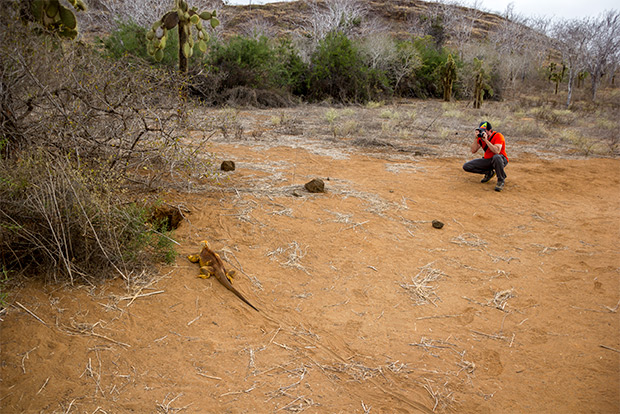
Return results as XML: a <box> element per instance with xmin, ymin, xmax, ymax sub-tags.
<box><xmin>224</xmin><ymin>0</ymin><xmax>618</xmax><ymax>21</ymax></box>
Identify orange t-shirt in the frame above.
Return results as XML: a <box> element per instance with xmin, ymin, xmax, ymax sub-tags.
<box><xmin>478</xmin><ymin>131</ymin><xmax>508</xmax><ymax>162</ymax></box>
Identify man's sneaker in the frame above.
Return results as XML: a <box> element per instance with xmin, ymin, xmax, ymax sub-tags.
<box><xmin>481</xmin><ymin>171</ymin><xmax>495</xmax><ymax>183</ymax></box>
<box><xmin>495</xmin><ymin>180</ymin><xmax>505</xmax><ymax>192</ymax></box>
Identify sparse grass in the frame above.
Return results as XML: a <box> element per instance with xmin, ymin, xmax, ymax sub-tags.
<box><xmin>528</xmin><ymin>107</ymin><xmax>577</xmax><ymax>125</ymax></box>
<box><xmin>379</xmin><ymin>109</ymin><xmax>401</xmax><ymax>120</ymax></box>
<box><xmin>365</xmin><ymin>101</ymin><xmax>385</xmax><ymax>109</ymax></box>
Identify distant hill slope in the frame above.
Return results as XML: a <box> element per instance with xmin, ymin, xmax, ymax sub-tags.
<box><xmin>220</xmin><ymin>0</ymin><xmax>510</xmax><ymax>39</ymax></box>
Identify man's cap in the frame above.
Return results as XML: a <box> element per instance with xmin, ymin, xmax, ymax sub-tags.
<box><xmin>477</xmin><ymin>121</ymin><xmax>492</xmax><ymax>131</ymax></box>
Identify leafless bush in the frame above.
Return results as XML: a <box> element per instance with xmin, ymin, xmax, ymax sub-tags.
<box><xmin>83</xmin><ymin>0</ymin><xmax>222</xmax><ymax>32</ymax></box>
<box><xmin>1</xmin><ymin>12</ymin><xmax>215</xmax><ymax>189</ymax></box>
<box><xmin>301</xmin><ymin>0</ymin><xmax>368</xmax><ymax>41</ymax></box>
<box><xmin>240</xmin><ymin>17</ymin><xmax>278</xmax><ymax>40</ymax></box>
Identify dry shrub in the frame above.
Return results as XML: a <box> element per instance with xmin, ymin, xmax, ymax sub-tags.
<box><xmin>189</xmin><ymin>70</ymin><xmax>297</xmax><ymax>108</ymax></box>
<box><xmin>528</xmin><ymin>107</ymin><xmax>576</xmax><ymax>125</ymax></box>
<box><xmin>0</xmin><ymin>152</ymin><xmax>175</xmax><ymax>284</ymax></box>
<box><xmin>0</xmin><ymin>9</ymin><xmax>210</xmax><ymax>283</ymax></box>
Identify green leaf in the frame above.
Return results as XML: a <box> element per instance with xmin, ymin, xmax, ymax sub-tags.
<box><xmin>198</xmin><ymin>40</ymin><xmax>207</xmax><ymax>53</ymax></box>
<box><xmin>45</xmin><ymin>0</ymin><xmax>60</xmax><ymax>18</ymax></box>
<box><xmin>58</xmin><ymin>5</ymin><xmax>77</xmax><ymax>30</ymax></box>
<box><xmin>199</xmin><ymin>11</ymin><xmax>212</xmax><ymax>20</ymax></box>
<box><xmin>183</xmin><ymin>42</ymin><xmax>190</xmax><ymax>58</ymax></box>
<box><xmin>210</xmin><ymin>17</ymin><xmax>220</xmax><ymax>29</ymax></box>
<box><xmin>190</xmin><ymin>15</ymin><xmax>199</xmax><ymax>24</ymax></box>
<box><xmin>155</xmin><ymin>48</ymin><xmax>164</xmax><ymax>62</ymax></box>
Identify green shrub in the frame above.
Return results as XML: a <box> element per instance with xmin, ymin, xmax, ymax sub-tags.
<box><xmin>308</xmin><ymin>31</ymin><xmax>390</xmax><ymax>103</ymax></box>
<box><xmin>205</xmin><ymin>36</ymin><xmax>308</xmax><ymax>95</ymax></box>
<box><xmin>99</xmin><ymin>20</ymin><xmax>171</xmax><ymax>66</ymax></box>
<box><xmin>99</xmin><ymin>19</ymin><xmax>206</xmax><ymax>69</ymax></box>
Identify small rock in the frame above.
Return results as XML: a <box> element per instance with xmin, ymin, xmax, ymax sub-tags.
<box><xmin>304</xmin><ymin>178</ymin><xmax>325</xmax><ymax>193</ymax></box>
<box><xmin>221</xmin><ymin>160</ymin><xmax>235</xmax><ymax>171</ymax></box>
<box><xmin>432</xmin><ymin>220</ymin><xmax>444</xmax><ymax>229</ymax></box>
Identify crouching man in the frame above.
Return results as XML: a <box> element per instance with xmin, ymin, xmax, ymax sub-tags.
<box><xmin>463</xmin><ymin>121</ymin><xmax>508</xmax><ymax>192</ymax></box>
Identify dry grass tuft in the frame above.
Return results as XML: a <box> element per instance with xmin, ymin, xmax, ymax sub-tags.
<box><xmin>399</xmin><ymin>263</ymin><xmax>447</xmax><ymax>306</ymax></box>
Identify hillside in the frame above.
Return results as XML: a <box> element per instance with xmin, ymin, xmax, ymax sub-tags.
<box><xmin>220</xmin><ymin>0</ymin><xmax>510</xmax><ymax>39</ymax></box>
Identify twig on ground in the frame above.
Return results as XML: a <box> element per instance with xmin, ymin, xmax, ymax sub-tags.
<box><xmin>37</xmin><ymin>377</ymin><xmax>50</xmax><ymax>395</ymax></box>
<box><xmin>600</xmin><ymin>345</ymin><xmax>620</xmax><ymax>353</ymax></box>
<box><xmin>416</xmin><ymin>314</ymin><xmax>463</xmax><ymax>320</ymax></box>
<box><xmin>451</xmin><ymin>233</ymin><xmax>487</xmax><ymax>249</ymax></box>
<box><xmin>267</xmin><ymin>242</ymin><xmax>310</xmax><ymax>275</ymax></box>
<box><xmin>220</xmin><ymin>386</ymin><xmax>256</xmax><ymax>397</ymax></box>
<box><xmin>422</xmin><ymin>379</ymin><xmax>454</xmax><ymax>412</ymax></box>
<box><xmin>156</xmin><ymin>392</ymin><xmax>191</xmax><ymax>413</ymax></box>
<box><xmin>20</xmin><ymin>346</ymin><xmax>38</xmax><ymax>374</ymax></box>
<box><xmin>119</xmin><ymin>290</ymin><xmax>165</xmax><ymax>306</ymax></box>
<box><xmin>14</xmin><ymin>302</ymin><xmax>48</xmax><ymax>326</ymax></box>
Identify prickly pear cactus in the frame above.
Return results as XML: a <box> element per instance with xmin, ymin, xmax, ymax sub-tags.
<box><xmin>146</xmin><ymin>0</ymin><xmax>220</xmax><ymax>73</ymax></box>
<box><xmin>473</xmin><ymin>58</ymin><xmax>490</xmax><ymax>109</ymax></box>
<box><xmin>23</xmin><ymin>0</ymin><xmax>87</xmax><ymax>39</ymax></box>
<box><xmin>441</xmin><ymin>54</ymin><xmax>457</xmax><ymax>102</ymax></box>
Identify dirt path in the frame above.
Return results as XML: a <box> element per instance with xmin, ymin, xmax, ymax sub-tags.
<box><xmin>2</xmin><ymin>109</ymin><xmax>619</xmax><ymax>413</ymax></box>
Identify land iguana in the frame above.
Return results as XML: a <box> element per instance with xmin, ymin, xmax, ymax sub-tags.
<box><xmin>188</xmin><ymin>241</ymin><xmax>259</xmax><ymax>312</ymax></box>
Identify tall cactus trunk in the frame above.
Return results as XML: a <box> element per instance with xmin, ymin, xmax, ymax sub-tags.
<box><xmin>473</xmin><ymin>72</ymin><xmax>483</xmax><ymax>109</ymax></box>
<box><xmin>178</xmin><ymin>22</ymin><xmax>188</xmax><ymax>74</ymax></box>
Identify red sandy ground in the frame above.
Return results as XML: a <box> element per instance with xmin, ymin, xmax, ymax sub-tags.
<box><xmin>1</xmin><ymin>107</ymin><xmax>619</xmax><ymax>413</ymax></box>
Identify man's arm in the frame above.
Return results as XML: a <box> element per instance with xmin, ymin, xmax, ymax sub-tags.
<box><xmin>480</xmin><ymin>132</ymin><xmax>502</xmax><ymax>154</ymax></box>
<box><xmin>471</xmin><ymin>138</ymin><xmax>481</xmax><ymax>154</ymax></box>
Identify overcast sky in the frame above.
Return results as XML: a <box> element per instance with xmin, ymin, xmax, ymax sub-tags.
<box><xmin>224</xmin><ymin>0</ymin><xmax>617</xmax><ymax>21</ymax></box>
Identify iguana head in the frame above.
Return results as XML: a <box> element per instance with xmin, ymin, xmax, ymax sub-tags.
<box><xmin>200</xmin><ymin>240</ymin><xmax>210</xmax><ymax>248</ymax></box>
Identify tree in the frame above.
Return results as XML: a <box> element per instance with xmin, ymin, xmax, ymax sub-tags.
<box><xmin>552</xmin><ymin>17</ymin><xmax>590</xmax><ymax>107</ymax></box>
<box><xmin>586</xmin><ymin>10</ymin><xmax>620</xmax><ymax>101</ymax></box>
<box><xmin>146</xmin><ymin>0</ymin><xmax>219</xmax><ymax>73</ymax></box>
<box><xmin>389</xmin><ymin>40</ymin><xmax>422</xmax><ymax>94</ymax></box>
<box><xmin>489</xmin><ymin>5</ymin><xmax>549</xmax><ymax>92</ymax></box>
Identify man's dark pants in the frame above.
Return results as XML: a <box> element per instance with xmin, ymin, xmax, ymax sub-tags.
<box><xmin>463</xmin><ymin>154</ymin><xmax>508</xmax><ymax>181</ymax></box>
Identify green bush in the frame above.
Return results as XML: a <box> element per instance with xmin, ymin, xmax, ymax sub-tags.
<box><xmin>208</xmin><ymin>35</ymin><xmax>276</xmax><ymax>88</ymax></box>
<box><xmin>308</xmin><ymin>31</ymin><xmax>390</xmax><ymax>103</ymax></box>
<box><xmin>99</xmin><ymin>19</ymin><xmax>207</xmax><ymax>69</ymax></box>
<box><xmin>206</xmin><ymin>35</ymin><xmax>307</xmax><ymax>94</ymax></box>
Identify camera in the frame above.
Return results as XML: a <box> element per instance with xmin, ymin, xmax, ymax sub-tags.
<box><xmin>476</xmin><ymin>129</ymin><xmax>486</xmax><ymax>138</ymax></box>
